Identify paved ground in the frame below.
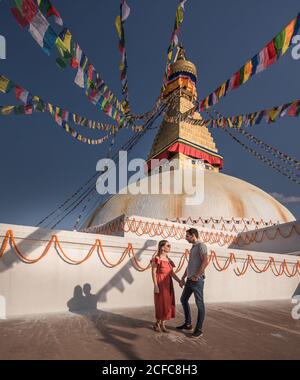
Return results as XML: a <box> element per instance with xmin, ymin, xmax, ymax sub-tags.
<box><xmin>0</xmin><ymin>300</ymin><xmax>299</xmax><ymax>360</ymax></box>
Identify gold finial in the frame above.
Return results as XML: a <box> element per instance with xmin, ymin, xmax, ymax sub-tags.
<box><xmin>170</xmin><ymin>46</ymin><xmax>198</xmax><ymax>80</ymax></box>
<box><xmin>174</xmin><ymin>45</ymin><xmax>187</xmax><ymax>62</ymax></box>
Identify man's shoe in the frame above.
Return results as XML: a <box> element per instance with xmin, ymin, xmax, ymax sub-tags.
<box><xmin>190</xmin><ymin>329</ymin><xmax>203</xmax><ymax>338</ymax></box>
<box><xmin>176</xmin><ymin>323</ymin><xmax>193</xmax><ymax>331</ymax></box>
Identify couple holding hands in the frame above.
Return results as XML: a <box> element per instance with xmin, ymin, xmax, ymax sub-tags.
<box><xmin>150</xmin><ymin>228</ymin><xmax>208</xmax><ymax>338</ymax></box>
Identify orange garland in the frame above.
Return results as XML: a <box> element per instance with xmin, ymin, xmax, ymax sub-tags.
<box><xmin>1</xmin><ymin>229</ymin><xmax>300</xmax><ymax>277</ymax></box>
<box><xmin>84</xmin><ymin>217</ymin><xmax>300</xmax><ymax>247</ymax></box>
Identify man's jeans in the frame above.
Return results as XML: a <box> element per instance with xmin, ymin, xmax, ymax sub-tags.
<box><xmin>180</xmin><ymin>276</ymin><xmax>205</xmax><ymax>331</ymax></box>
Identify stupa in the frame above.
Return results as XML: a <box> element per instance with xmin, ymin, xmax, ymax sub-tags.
<box><xmin>83</xmin><ymin>47</ymin><xmax>295</xmax><ymax>230</ymax></box>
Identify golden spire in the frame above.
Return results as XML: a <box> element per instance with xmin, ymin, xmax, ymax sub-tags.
<box><xmin>170</xmin><ymin>45</ymin><xmax>198</xmax><ymax>80</ymax></box>
<box><xmin>148</xmin><ymin>47</ymin><xmax>223</xmax><ymax>172</ymax></box>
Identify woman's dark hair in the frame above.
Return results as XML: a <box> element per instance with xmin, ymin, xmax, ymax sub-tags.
<box><xmin>158</xmin><ymin>240</ymin><xmax>169</xmax><ymax>256</ymax></box>
<box><xmin>186</xmin><ymin>228</ymin><xmax>199</xmax><ymax>238</ymax></box>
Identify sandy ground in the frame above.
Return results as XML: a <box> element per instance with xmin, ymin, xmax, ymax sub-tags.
<box><xmin>0</xmin><ymin>300</ymin><xmax>299</xmax><ymax>360</ymax></box>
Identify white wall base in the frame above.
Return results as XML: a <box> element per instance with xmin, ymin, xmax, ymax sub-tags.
<box><xmin>0</xmin><ymin>223</ymin><xmax>299</xmax><ymax>317</ymax></box>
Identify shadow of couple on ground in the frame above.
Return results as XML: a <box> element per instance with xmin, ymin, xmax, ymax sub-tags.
<box><xmin>67</xmin><ymin>283</ymin><xmax>156</xmax><ymax>360</ymax></box>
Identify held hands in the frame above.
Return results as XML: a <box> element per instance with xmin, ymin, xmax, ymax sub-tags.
<box><xmin>179</xmin><ymin>278</ymin><xmax>186</xmax><ymax>288</ymax></box>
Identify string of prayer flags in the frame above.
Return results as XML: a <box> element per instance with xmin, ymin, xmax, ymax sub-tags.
<box><xmin>0</xmin><ymin>104</ymin><xmax>34</xmax><ymax>115</ymax></box>
<box><xmin>223</xmin><ymin>128</ymin><xmax>300</xmax><ymax>185</ymax></box>
<box><xmin>237</xmin><ymin>129</ymin><xmax>300</xmax><ymax>171</ymax></box>
<box><xmin>213</xmin><ymin>105</ymin><xmax>300</xmax><ymax>179</ymax></box>
<box><xmin>121</xmin><ymin>2</ymin><xmax>188</xmax><ymax>123</ymax></box>
<box><xmin>199</xmin><ymin>13</ymin><xmax>300</xmax><ymax>111</ymax></box>
<box><xmin>163</xmin><ymin>0</ymin><xmax>188</xmax><ymax>90</ymax></box>
<box><xmin>11</xmin><ymin>0</ymin><xmax>127</xmax><ymax>125</ymax></box>
<box><xmin>54</xmin><ymin>31</ymin><xmax>126</xmax><ymax>123</ymax></box>
<box><xmin>52</xmin><ymin>117</ymin><xmax>111</xmax><ymax>146</ymax></box>
<box><xmin>115</xmin><ymin>0</ymin><xmax>131</xmax><ymax>113</ymax></box>
<box><xmin>207</xmin><ymin>99</ymin><xmax>300</xmax><ymax>129</ymax></box>
<box><xmin>0</xmin><ymin>74</ymin><xmax>143</xmax><ymax>132</ymax></box>
<box><xmin>11</xmin><ymin>0</ymin><xmax>177</xmax><ymax>123</ymax></box>
<box><xmin>0</xmin><ymin>101</ymin><xmax>113</xmax><ymax>145</ymax></box>
<box><xmin>0</xmin><ymin>101</ymin><xmax>144</xmax><ymax>131</ymax></box>
<box><xmin>114</xmin><ymin>0</ymin><xmax>184</xmax><ymax>121</ymax></box>
<box><xmin>166</xmin><ymin>97</ymin><xmax>300</xmax><ymax>129</ymax></box>
<box><xmin>11</xmin><ymin>1</ymin><xmax>57</xmax><ymax>55</ymax></box>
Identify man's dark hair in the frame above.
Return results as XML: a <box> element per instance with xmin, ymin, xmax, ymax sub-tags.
<box><xmin>186</xmin><ymin>228</ymin><xmax>199</xmax><ymax>238</ymax></box>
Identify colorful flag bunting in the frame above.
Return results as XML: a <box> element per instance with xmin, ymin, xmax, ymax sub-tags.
<box><xmin>12</xmin><ymin>0</ymin><xmax>126</xmax><ymax>124</ymax></box>
<box><xmin>207</xmin><ymin>100</ymin><xmax>300</xmax><ymax>129</ymax></box>
<box><xmin>0</xmin><ymin>75</ymin><xmax>142</xmax><ymax>133</ymax></box>
<box><xmin>163</xmin><ymin>0</ymin><xmax>189</xmax><ymax>89</ymax></box>
<box><xmin>115</xmin><ymin>0</ymin><xmax>131</xmax><ymax>112</ymax></box>
<box><xmin>200</xmin><ymin>13</ymin><xmax>300</xmax><ymax>110</ymax></box>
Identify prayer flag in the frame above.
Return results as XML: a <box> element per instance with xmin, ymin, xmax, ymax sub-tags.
<box><xmin>121</xmin><ymin>0</ymin><xmax>130</xmax><ymax>22</ymax></box>
<box><xmin>0</xmin><ymin>76</ymin><xmax>12</xmax><ymax>93</ymax></box>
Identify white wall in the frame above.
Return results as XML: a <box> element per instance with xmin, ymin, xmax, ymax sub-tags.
<box><xmin>0</xmin><ymin>223</ymin><xmax>299</xmax><ymax>317</ymax></box>
<box><xmin>230</xmin><ymin>221</ymin><xmax>300</xmax><ymax>254</ymax></box>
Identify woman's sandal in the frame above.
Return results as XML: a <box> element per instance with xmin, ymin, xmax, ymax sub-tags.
<box><xmin>160</xmin><ymin>323</ymin><xmax>169</xmax><ymax>333</ymax></box>
<box><xmin>153</xmin><ymin>322</ymin><xmax>162</xmax><ymax>332</ymax></box>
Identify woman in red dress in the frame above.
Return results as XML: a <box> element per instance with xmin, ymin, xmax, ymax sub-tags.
<box><xmin>150</xmin><ymin>240</ymin><xmax>183</xmax><ymax>333</ymax></box>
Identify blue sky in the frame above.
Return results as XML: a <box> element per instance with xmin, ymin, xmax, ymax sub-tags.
<box><xmin>0</xmin><ymin>0</ymin><xmax>300</xmax><ymax>229</ymax></box>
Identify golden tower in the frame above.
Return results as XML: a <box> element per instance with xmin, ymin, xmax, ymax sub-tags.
<box><xmin>147</xmin><ymin>47</ymin><xmax>223</xmax><ymax>172</ymax></box>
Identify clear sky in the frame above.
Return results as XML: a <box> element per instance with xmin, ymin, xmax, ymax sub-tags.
<box><xmin>0</xmin><ymin>0</ymin><xmax>300</xmax><ymax>229</ymax></box>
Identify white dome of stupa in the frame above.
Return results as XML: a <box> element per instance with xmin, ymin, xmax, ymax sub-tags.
<box><xmin>83</xmin><ymin>169</ymin><xmax>295</xmax><ymax>229</ymax></box>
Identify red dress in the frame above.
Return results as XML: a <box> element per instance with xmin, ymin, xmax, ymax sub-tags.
<box><xmin>150</xmin><ymin>257</ymin><xmax>176</xmax><ymax>320</ymax></box>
